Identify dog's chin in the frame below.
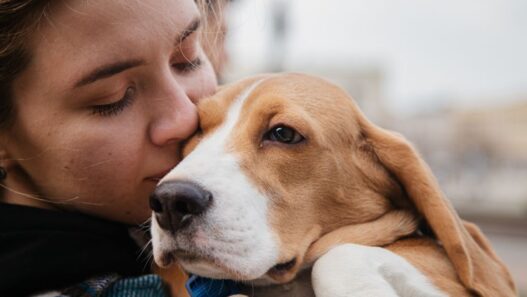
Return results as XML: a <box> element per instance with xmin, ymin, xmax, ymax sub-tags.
<box><xmin>175</xmin><ymin>251</ymin><xmax>268</xmax><ymax>281</ymax></box>
<box><xmin>179</xmin><ymin>258</ymin><xmax>236</xmax><ymax>279</ymax></box>
<box><xmin>165</xmin><ymin>249</ymin><xmax>262</xmax><ymax>281</ymax></box>
<box><xmin>178</xmin><ymin>253</ymin><xmax>303</xmax><ymax>286</ymax></box>
<box><xmin>179</xmin><ymin>258</ymin><xmax>297</xmax><ymax>285</ymax></box>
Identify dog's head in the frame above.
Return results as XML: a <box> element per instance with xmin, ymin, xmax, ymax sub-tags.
<box><xmin>150</xmin><ymin>73</ymin><xmax>515</xmax><ymax>295</ymax></box>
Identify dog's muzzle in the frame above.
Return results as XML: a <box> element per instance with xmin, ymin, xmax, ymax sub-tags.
<box><xmin>149</xmin><ymin>180</ymin><xmax>212</xmax><ymax>233</ymax></box>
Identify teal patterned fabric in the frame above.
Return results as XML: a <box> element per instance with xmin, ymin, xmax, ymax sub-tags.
<box><xmin>185</xmin><ymin>275</ymin><xmax>240</xmax><ymax>297</ymax></box>
<box><xmin>52</xmin><ymin>274</ymin><xmax>240</xmax><ymax>297</ymax></box>
<box><xmin>100</xmin><ymin>274</ymin><xmax>241</xmax><ymax>297</ymax></box>
<box><xmin>102</xmin><ymin>275</ymin><xmax>167</xmax><ymax>297</ymax></box>
<box><xmin>54</xmin><ymin>274</ymin><xmax>167</xmax><ymax>297</ymax></box>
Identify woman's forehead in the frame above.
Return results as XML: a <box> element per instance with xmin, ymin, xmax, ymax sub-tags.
<box><xmin>23</xmin><ymin>0</ymin><xmax>200</xmax><ymax>90</ymax></box>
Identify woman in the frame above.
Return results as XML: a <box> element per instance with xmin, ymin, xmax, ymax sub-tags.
<box><xmin>0</xmin><ymin>0</ymin><xmax>229</xmax><ymax>296</ymax></box>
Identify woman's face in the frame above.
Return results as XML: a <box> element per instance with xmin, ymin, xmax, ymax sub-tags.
<box><xmin>3</xmin><ymin>0</ymin><xmax>217</xmax><ymax>224</ymax></box>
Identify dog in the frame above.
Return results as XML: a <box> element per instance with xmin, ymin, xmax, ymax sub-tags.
<box><xmin>149</xmin><ymin>73</ymin><xmax>516</xmax><ymax>296</ymax></box>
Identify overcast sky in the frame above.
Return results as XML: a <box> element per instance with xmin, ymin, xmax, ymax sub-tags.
<box><xmin>225</xmin><ymin>0</ymin><xmax>527</xmax><ymax>113</ymax></box>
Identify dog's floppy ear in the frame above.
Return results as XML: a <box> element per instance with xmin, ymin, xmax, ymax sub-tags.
<box><xmin>357</xmin><ymin>115</ymin><xmax>516</xmax><ymax>296</ymax></box>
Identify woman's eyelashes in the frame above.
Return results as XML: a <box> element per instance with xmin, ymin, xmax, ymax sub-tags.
<box><xmin>172</xmin><ymin>57</ymin><xmax>202</xmax><ymax>73</ymax></box>
<box><xmin>91</xmin><ymin>86</ymin><xmax>136</xmax><ymax>117</ymax></box>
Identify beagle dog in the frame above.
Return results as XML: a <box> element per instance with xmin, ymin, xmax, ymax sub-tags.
<box><xmin>150</xmin><ymin>73</ymin><xmax>516</xmax><ymax>297</ymax></box>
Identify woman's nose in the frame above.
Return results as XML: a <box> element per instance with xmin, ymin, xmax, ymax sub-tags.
<box><xmin>148</xmin><ymin>81</ymin><xmax>199</xmax><ymax>146</ymax></box>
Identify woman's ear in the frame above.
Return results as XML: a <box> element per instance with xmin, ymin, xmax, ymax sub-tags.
<box><xmin>0</xmin><ymin>146</ymin><xmax>52</xmax><ymax>209</ymax></box>
<box><xmin>0</xmin><ymin>144</ymin><xmax>14</xmax><ymax>175</ymax></box>
<box><xmin>0</xmin><ymin>148</ymin><xmax>14</xmax><ymax>202</ymax></box>
<box><xmin>0</xmin><ymin>142</ymin><xmax>25</xmax><ymax>183</ymax></box>
<box><xmin>0</xmin><ymin>148</ymin><xmax>8</xmax><ymax>181</ymax></box>
<box><xmin>356</xmin><ymin>113</ymin><xmax>516</xmax><ymax>297</ymax></box>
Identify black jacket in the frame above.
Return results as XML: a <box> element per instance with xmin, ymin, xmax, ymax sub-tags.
<box><xmin>0</xmin><ymin>203</ymin><xmax>147</xmax><ymax>296</ymax></box>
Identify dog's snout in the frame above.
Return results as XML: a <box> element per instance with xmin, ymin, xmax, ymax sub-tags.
<box><xmin>150</xmin><ymin>180</ymin><xmax>212</xmax><ymax>232</ymax></box>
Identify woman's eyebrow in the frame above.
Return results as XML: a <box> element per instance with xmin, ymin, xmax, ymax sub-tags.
<box><xmin>176</xmin><ymin>18</ymin><xmax>201</xmax><ymax>45</ymax></box>
<box><xmin>73</xmin><ymin>18</ymin><xmax>200</xmax><ymax>89</ymax></box>
<box><xmin>74</xmin><ymin>59</ymin><xmax>145</xmax><ymax>88</ymax></box>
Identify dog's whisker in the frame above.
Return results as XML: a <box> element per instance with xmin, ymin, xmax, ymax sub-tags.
<box><xmin>141</xmin><ymin>251</ymin><xmax>154</xmax><ymax>272</ymax></box>
<box><xmin>137</xmin><ymin>238</ymin><xmax>153</xmax><ymax>261</ymax></box>
<box><xmin>136</xmin><ymin>244</ymin><xmax>154</xmax><ymax>272</ymax></box>
<box><xmin>140</xmin><ymin>217</ymin><xmax>152</xmax><ymax>228</ymax></box>
<box><xmin>137</xmin><ymin>219</ymin><xmax>152</xmax><ymax>233</ymax></box>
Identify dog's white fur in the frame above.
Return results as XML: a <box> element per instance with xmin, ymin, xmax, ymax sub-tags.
<box><xmin>312</xmin><ymin>244</ymin><xmax>446</xmax><ymax>297</ymax></box>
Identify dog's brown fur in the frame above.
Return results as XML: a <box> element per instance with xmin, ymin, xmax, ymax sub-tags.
<box><xmin>158</xmin><ymin>73</ymin><xmax>516</xmax><ymax>297</ymax></box>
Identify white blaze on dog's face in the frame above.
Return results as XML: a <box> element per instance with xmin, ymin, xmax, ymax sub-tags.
<box><xmin>150</xmin><ymin>74</ymin><xmax>398</xmax><ymax>283</ymax></box>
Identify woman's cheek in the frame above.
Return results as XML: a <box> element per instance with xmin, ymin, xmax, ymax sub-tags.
<box><xmin>49</xmin><ymin>123</ymin><xmax>145</xmax><ymax>199</ymax></box>
<box><xmin>55</xmin><ymin>146</ymin><xmax>150</xmax><ymax>222</ymax></box>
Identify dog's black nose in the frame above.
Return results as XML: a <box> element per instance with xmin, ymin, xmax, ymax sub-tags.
<box><xmin>149</xmin><ymin>180</ymin><xmax>212</xmax><ymax>232</ymax></box>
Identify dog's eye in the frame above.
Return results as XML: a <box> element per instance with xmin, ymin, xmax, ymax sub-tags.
<box><xmin>265</xmin><ymin>125</ymin><xmax>304</xmax><ymax>144</ymax></box>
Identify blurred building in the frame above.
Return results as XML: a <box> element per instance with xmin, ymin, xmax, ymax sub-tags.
<box><xmin>395</xmin><ymin>100</ymin><xmax>527</xmax><ymax>219</ymax></box>
<box><xmin>385</xmin><ymin>100</ymin><xmax>527</xmax><ymax>293</ymax></box>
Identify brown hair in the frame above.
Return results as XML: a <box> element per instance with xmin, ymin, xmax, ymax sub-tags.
<box><xmin>0</xmin><ymin>1</ymin><xmax>52</xmax><ymax>129</ymax></box>
<box><xmin>197</xmin><ymin>0</ymin><xmax>230</xmax><ymax>78</ymax></box>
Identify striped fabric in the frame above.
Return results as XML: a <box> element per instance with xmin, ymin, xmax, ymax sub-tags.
<box><xmin>103</xmin><ymin>275</ymin><xmax>167</xmax><ymax>297</ymax></box>
<box><xmin>185</xmin><ymin>275</ymin><xmax>240</xmax><ymax>297</ymax></box>
<box><xmin>52</xmin><ymin>274</ymin><xmax>167</xmax><ymax>297</ymax></box>
<box><xmin>47</xmin><ymin>273</ymin><xmax>240</xmax><ymax>297</ymax></box>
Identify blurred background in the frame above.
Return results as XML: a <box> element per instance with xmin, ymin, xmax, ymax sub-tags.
<box><xmin>211</xmin><ymin>0</ymin><xmax>527</xmax><ymax>294</ymax></box>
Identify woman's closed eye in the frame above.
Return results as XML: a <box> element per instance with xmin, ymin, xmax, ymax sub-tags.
<box><xmin>173</xmin><ymin>57</ymin><xmax>202</xmax><ymax>73</ymax></box>
<box><xmin>171</xmin><ymin>28</ymin><xmax>203</xmax><ymax>74</ymax></box>
<box><xmin>91</xmin><ymin>86</ymin><xmax>136</xmax><ymax>117</ymax></box>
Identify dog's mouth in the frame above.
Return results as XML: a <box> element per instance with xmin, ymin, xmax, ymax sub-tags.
<box><xmin>173</xmin><ymin>249</ymin><xmax>262</xmax><ymax>280</ymax></box>
<box><xmin>265</xmin><ymin>257</ymin><xmax>299</xmax><ymax>283</ymax></box>
<box><xmin>156</xmin><ymin>248</ymin><xmax>202</xmax><ymax>268</ymax></box>
<box><xmin>268</xmin><ymin>258</ymin><xmax>296</xmax><ymax>275</ymax></box>
<box><xmin>173</xmin><ymin>249</ymin><xmax>202</xmax><ymax>262</ymax></box>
